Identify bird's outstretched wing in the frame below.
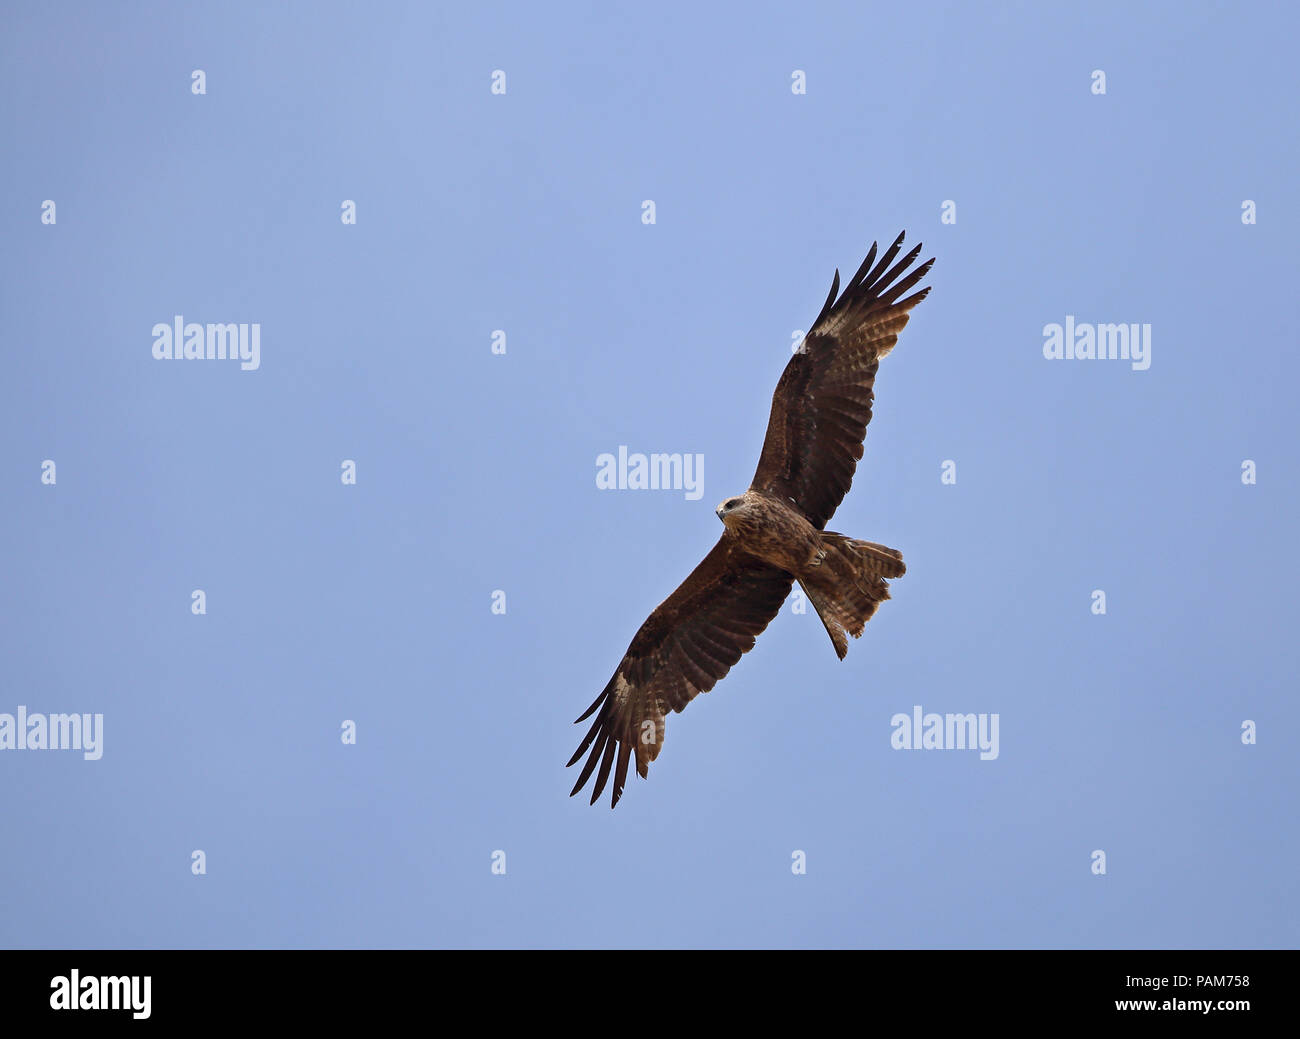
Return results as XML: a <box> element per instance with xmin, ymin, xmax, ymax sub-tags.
<box><xmin>568</xmin><ymin>537</ymin><xmax>793</xmax><ymax>808</ymax></box>
<box><xmin>751</xmin><ymin>232</ymin><xmax>933</xmax><ymax>530</ymax></box>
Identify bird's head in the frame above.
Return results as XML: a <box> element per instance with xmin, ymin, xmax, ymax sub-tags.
<box><xmin>716</xmin><ymin>494</ymin><xmax>749</xmax><ymax>527</ymax></box>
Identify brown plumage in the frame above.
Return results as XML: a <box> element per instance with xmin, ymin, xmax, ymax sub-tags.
<box><xmin>570</xmin><ymin>232</ymin><xmax>933</xmax><ymax>807</ymax></box>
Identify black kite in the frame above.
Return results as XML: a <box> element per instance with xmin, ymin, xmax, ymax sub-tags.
<box><xmin>569</xmin><ymin>232</ymin><xmax>934</xmax><ymax>807</ymax></box>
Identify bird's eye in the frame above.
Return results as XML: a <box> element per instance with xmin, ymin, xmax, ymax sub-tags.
<box><xmin>727</xmin><ymin>499</ymin><xmax>740</xmax><ymax>509</ymax></box>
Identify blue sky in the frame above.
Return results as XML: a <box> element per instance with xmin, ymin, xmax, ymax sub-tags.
<box><xmin>1</xmin><ymin>1</ymin><xmax>1296</xmax><ymax>948</ymax></box>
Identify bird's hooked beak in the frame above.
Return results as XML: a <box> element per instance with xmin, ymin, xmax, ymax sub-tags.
<box><xmin>716</xmin><ymin>504</ymin><xmax>725</xmax><ymax>522</ymax></box>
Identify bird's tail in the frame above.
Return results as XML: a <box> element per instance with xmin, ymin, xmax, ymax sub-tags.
<box><xmin>798</xmin><ymin>533</ymin><xmax>905</xmax><ymax>659</ymax></box>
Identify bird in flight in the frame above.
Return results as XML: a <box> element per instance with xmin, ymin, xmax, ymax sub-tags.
<box><xmin>569</xmin><ymin>232</ymin><xmax>934</xmax><ymax>808</ymax></box>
